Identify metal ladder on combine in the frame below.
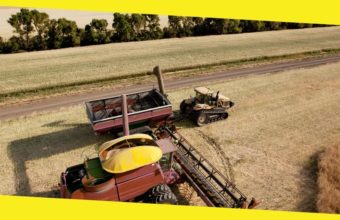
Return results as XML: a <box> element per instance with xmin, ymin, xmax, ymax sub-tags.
<box><xmin>161</xmin><ymin>126</ymin><xmax>255</xmax><ymax>208</ymax></box>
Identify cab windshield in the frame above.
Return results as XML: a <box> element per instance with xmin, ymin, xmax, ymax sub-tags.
<box><xmin>195</xmin><ymin>92</ymin><xmax>210</xmax><ymax>103</ymax></box>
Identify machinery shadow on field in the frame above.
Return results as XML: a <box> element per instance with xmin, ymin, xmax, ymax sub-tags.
<box><xmin>30</xmin><ymin>189</ymin><xmax>60</xmax><ymax>198</ymax></box>
<box><xmin>295</xmin><ymin>150</ymin><xmax>322</xmax><ymax>212</ymax></box>
<box><xmin>172</xmin><ymin>110</ymin><xmax>197</xmax><ymax>129</ymax></box>
<box><xmin>7</xmin><ymin>121</ymin><xmax>112</xmax><ymax>196</ymax></box>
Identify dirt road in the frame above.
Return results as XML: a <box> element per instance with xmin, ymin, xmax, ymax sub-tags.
<box><xmin>1</xmin><ymin>54</ymin><xmax>340</xmax><ymax>120</ymax></box>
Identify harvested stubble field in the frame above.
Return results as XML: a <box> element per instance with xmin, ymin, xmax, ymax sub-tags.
<box><xmin>0</xmin><ymin>62</ymin><xmax>339</xmax><ymax>211</ymax></box>
<box><xmin>1</xmin><ymin>27</ymin><xmax>340</xmax><ymax>94</ymax></box>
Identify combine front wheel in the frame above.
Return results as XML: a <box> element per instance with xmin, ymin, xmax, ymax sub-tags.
<box><xmin>154</xmin><ymin>191</ymin><xmax>178</xmax><ymax>205</ymax></box>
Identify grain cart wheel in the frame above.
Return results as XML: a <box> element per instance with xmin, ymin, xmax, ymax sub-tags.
<box><xmin>196</xmin><ymin>111</ymin><xmax>207</xmax><ymax>126</ymax></box>
<box><xmin>154</xmin><ymin>191</ymin><xmax>178</xmax><ymax>205</ymax></box>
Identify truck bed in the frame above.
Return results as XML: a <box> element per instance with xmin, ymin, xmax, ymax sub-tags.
<box><xmin>85</xmin><ymin>89</ymin><xmax>173</xmax><ymax>134</ymax></box>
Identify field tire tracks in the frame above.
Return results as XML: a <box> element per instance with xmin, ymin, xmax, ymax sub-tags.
<box><xmin>195</xmin><ymin>129</ymin><xmax>235</xmax><ymax>182</ymax></box>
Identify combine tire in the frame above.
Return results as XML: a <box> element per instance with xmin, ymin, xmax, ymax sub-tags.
<box><xmin>154</xmin><ymin>191</ymin><xmax>178</xmax><ymax>205</ymax></box>
<box><xmin>196</xmin><ymin>112</ymin><xmax>207</xmax><ymax>126</ymax></box>
<box><xmin>145</xmin><ymin>184</ymin><xmax>177</xmax><ymax>205</ymax></box>
<box><xmin>151</xmin><ymin>184</ymin><xmax>171</xmax><ymax>196</ymax></box>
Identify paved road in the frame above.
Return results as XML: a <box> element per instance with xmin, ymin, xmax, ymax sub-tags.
<box><xmin>1</xmin><ymin>55</ymin><xmax>340</xmax><ymax>120</ymax></box>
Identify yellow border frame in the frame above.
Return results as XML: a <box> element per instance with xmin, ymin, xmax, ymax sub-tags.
<box><xmin>1</xmin><ymin>1</ymin><xmax>340</xmax><ymax>219</ymax></box>
<box><xmin>0</xmin><ymin>0</ymin><xmax>340</xmax><ymax>25</ymax></box>
<box><xmin>1</xmin><ymin>195</ymin><xmax>340</xmax><ymax>219</ymax></box>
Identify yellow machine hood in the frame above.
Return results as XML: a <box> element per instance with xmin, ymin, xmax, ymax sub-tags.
<box><xmin>101</xmin><ymin>146</ymin><xmax>162</xmax><ymax>174</ymax></box>
<box><xmin>98</xmin><ymin>133</ymin><xmax>156</xmax><ymax>161</ymax></box>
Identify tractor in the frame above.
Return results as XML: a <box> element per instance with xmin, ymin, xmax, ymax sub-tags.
<box><xmin>180</xmin><ymin>87</ymin><xmax>234</xmax><ymax>126</ymax></box>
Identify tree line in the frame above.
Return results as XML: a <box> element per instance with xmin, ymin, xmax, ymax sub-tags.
<box><xmin>0</xmin><ymin>8</ymin><xmax>327</xmax><ymax>54</ymax></box>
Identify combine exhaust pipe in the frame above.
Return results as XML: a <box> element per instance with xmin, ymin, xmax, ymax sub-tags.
<box><xmin>122</xmin><ymin>94</ymin><xmax>129</xmax><ymax>136</ymax></box>
<box><xmin>153</xmin><ymin>66</ymin><xmax>166</xmax><ymax>96</ymax></box>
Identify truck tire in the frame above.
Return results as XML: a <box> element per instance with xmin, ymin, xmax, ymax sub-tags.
<box><xmin>196</xmin><ymin>112</ymin><xmax>207</xmax><ymax>126</ymax></box>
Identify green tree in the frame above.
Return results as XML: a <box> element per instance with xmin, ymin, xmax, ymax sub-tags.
<box><xmin>131</xmin><ymin>14</ymin><xmax>146</xmax><ymax>40</ymax></box>
<box><xmin>30</xmin><ymin>9</ymin><xmax>49</xmax><ymax>50</ymax></box>
<box><xmin>181</xmin><ymin>17</ymin><xmax>195</xmax><ymax>36</ymax></box>
<box><xmin>225</xmin><ymin>19</ymin><xmax>242</xmax><ymax>33</ymax></box>
<box><xmin>165</xmin><ymin>16</ymin><xmax>194</xmax><ymax>38</ymax></box>
<box><xmin>192</xmin><ymin>17</ymin><xmax>205</xmax><ymax>36</ymax></box>
<box><xmin>1</xmin><ymin>36</ymin><xmax>21</xmax><ymax>53</ymax></box>
<box><xmin>82</xmin><ymin>19</ymin><xmax>110</xmax><ymax>45</ymax></box>
<box><xmin>167</xmin><ymin>16</ymin><xmax>182</xmax><ymax>37</ymax></box>
<box><xmin>143</xmin><ymin>14</ymin><xmax>162</xmax><ymax>40</ymax></box>
<box><xmin>201</xmin><ymin>18</ymin><xmax>228</xmax><ymax>35</ymax></box>
<box><xmin>112</xmin><ymin>13</ymin><xmax>135</xmax><ymax>42</ymax></box>
<box><xmin>47</xmin><ymin>18</ymin><xmax>80</xmax><ymax>49</ymax></box>
<box><xmin>264</xmin><ymin>21</ymin><xmax>282</xmax><ymax>30</ymax></box>
<box><xmin>0</xmin><ymin>36</ymin><xmax>3</xmax><ymax>53</ymax></box>
<box><xmin>241</xmin><ymin>20</ymin><xmax>266</xmax><ymax>32</ymax></box>
<box><xmin>286</xmin><ymin>22</ymin><xmax>312</xmax><ymax>29</ymax></box>
<box><xmin>7</xmin><ymin>8</ymin><xmax>34</xmax><ymax>50</ymax></box>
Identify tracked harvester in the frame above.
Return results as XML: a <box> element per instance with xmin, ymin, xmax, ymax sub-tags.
<box><xmin>180</xmin><ymin>87</ymin><xmax>234</xmax><ymax>126</ymax></box>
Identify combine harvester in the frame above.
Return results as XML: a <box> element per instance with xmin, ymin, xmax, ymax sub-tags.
<box><xmin>59</xmin><ymin>67</ymin><xmax>258</xmax><ymax>208</ymax></box>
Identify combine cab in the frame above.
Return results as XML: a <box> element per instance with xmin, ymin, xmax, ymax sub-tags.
<box><xmin>180</xmin><ymin>87</ymin><xmax>234</xmax><ymax>126</ymax></box>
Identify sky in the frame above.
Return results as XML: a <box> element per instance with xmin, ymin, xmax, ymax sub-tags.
<box><xmin>0</xmin><ymin>7</ymin><xmax>168</xmax><ymax>39</ymax></box>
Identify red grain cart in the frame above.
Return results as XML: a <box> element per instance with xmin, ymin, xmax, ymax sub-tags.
<box><xmin>85</xmin><ymin>89</ymin><xmax>173</xmax><ymax>135</ymax></box>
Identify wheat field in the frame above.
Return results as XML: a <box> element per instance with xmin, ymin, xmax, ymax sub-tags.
<box><xmin>317</xmin><ymin>143</ymin><xmax>340</xmax><ymax>213</ymax></box>
<box><xmin>0</xmin><ymin>62</ymin><xmax>339</xmax><ymax>211</ymax></box>
<box><xmin>1</xmin><ymin>27</ymin><xmax>340</xmax><ymax>94</ymax></box>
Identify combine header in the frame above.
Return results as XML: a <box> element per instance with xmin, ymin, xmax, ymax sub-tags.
<box><xmin>156</xmin><ymin>126</ymin><xmax>257</xmax><ymax>208</ymax></box>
